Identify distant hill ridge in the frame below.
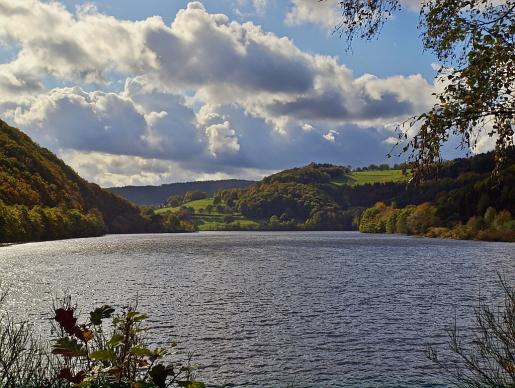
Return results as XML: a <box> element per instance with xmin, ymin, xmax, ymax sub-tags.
<box><xmin>107</xmin><ymin>180</ymin><xmax>257</xmax><ymax>206</ymax></box>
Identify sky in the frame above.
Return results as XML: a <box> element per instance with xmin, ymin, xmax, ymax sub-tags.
<box><xmin>0</xmin><ymin>0</ymin><xmax>489</xmax><ymax>187</ymax></box>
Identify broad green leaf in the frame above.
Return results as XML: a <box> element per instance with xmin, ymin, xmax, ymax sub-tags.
<box><xmin>108</xmin><ymin>333</ymin><xmax>125</xmax><ymax>347</ymax></box>
<box><xmin>90</xmin><ymin>349</ymin><xmax>117</xmax><ymax>361</ymax></box>
<box><xmin>129</xmin><ymin>345</ymin><xmax>154</xmax><ymax>357</ymax></box>
<box><xmin>127</xmin><ymin>311</ymin><xmax>148</xmax><ymax>321</ymax></box>
<box><xmin>90</xmin><ymin>305</ymin><xmax>115</xmax><ymax>325</ymax></box>
<box><xmin>52</xmin><ymin>337</ymin><xmax>86</xmax><ymax>357</ymax></box>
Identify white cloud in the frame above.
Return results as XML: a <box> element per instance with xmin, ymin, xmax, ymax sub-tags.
<box><xmin>60</xmin><ymin>149</ymin><xmax>275</xmax><ymax>187</ymax></box>
<box><xmin>0</xmin><ymin>1</ymin><xmax>442</xmax><ymax>185</ymax></box>
<box><xmin>236</xmin><ymin>0</ymin><xmax>269</xmax><ymax>15</ymax></box>
<box><xmin>285</xmin><ymin>0</ymin><xmax>421</xmax><ymax>30</ymax></box>
<box><xmin>285</xmin><ymin>0</ymin><xmax>341</xmax><ymax>29</ymax></box>
<box><xmin>253</xmin><ymin>0</ymin><xmax>269</xmax><ymax>14</ymax></box>
<box><xmin>323</xmin><ymin>129</ymin><xmax>338</xmax><ymax>143</ymax></box>
<box><xmin>0</xmin><ymin>0</ymin><xmax>158</xmax><ymax>84</ymax></box>
<box><xmin>302</xmin><ymin>123</ymin><xmax>314</xmax><ymax>132</ymax></box>
<box><xmin>205</xmin><ymin>121</ymin><xmax>240</xmax><ymax>156</ymax></box>
<box><xmin>383</xmin><ymin>136</ymin><xmax>399</xmax><ymax>145</ymax></box>
<box><xmin>8</xmin><ymin>86</ymin><xmax>202</xmax><ymax>161</ymax></box>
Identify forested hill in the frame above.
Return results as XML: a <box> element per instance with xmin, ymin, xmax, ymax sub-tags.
<box><xmin>207</xmin><ymin>156</ymin><xmax>515</xmax><ymax>241</ymax></box>
<box><xmin>0</xmin><ymin>120</ymin><xmax>193</xmax><ymax>243</ymax></box>
<box><xmin>107</xmin><ymin>179</ymin><xmax>256</xmax><ymax>206</ymax></box>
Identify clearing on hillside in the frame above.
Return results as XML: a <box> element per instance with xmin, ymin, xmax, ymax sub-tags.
<box><xmin>332</xmin><ymin>170</ymin><xmax>408</xmax><ymax>186</ymax></box>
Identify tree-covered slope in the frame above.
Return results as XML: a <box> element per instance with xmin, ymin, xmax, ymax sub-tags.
<box><xmin>213</xmin><ymin>164</ymin><xmax>355</xmax><ymax>230</ymax></box>
<box><xmin>211</xmin><ymin>155</ymin><xmax>515</xmax><ymax>240</ymax></box>
<box><xmin>0</xmin><ymin>120</ymin><xmax>193</xmax><ymax>243</ymax></box>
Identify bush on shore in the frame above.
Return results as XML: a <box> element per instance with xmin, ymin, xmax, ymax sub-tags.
<box><xmin>359</xmin><ymin>202</ymin><xmax>515</xmax><ymax>242</ymax></box>
<box><xmin>0</xmin><ymin>291</ymin><xmax>204</xmax><ymax>388</ymax></box>
<box><xmin>428</xmin><ymin>275</ymin><xmax>515</xmax><ymax>387</ymax></box>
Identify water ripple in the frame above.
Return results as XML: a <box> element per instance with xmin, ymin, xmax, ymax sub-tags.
<box><xmin>0</xmin><ymin>231</ymin><xmax>513</xmax><ymax>387</ymax></box>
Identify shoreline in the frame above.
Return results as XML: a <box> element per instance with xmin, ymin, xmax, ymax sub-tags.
<box><xmin>1</xmin><ymin>230</ymin><xmax>513</xmax><ymax>247</ymax></box>
<box><xmin>0</xmin><ymin>243</ymin><xmax>18</xmax><ymax>247</ymax></box>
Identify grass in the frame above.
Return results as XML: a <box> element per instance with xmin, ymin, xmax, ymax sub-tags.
<box><xmin>194</xmin><ymin>215</ymin><xmax>260</xmax><ymax>231</ymax></box>
<box><xmin>156</xmin><ymin>198</ymin><xmax>215</xmax><ymax>214</ymax></box>
<box><xmin>197</xmin><ymin>220</ymin><xmax>260</xmax><ymax>231</ymax></box>
<box><xmin>332</xmin><ymin>170</ymin><xmax>409</xmax><ymax>186</ymax></box>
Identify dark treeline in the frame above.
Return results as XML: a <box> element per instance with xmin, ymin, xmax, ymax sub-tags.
<box><xmin>0</xmin><ymin>204</ymin><xmax>105</xmax><ymax>242</ymax></box>
<box><xmin>108</xmin><ymin>179</ymin><xmax>255</xmax><ymax>206</ymax></box>
<box><xmin>352</xmin><ymin>162</ymin><xmax>409</xmax><ymax>171</ymax></box>
<box><xmin>0</xmin><ymin>120</ymin><xmax>194</xmax><ymax>243</ymax></box>
<box><xmin>165</xmin><ymin>190</ymin><xmax>209</xmax><ymax>208</ymax></box>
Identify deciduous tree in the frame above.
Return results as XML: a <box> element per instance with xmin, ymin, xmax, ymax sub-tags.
<box><xmin>328</xmin><ymin>0</ymin><xmax>514</xmax><ymax>180</ymax></box>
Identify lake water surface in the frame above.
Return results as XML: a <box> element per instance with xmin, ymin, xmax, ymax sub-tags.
<box><xmin>0</xmin><ymin>232</ymin><xmax>514</xmax><ymax>387</ymax></box>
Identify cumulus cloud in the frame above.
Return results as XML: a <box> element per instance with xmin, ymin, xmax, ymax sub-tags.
<box><xmin>60</xmin><ymin>149</ymin><xmax>275</xmax><ymax>187</ymax></box>
<box><xmin>8</xmin><ymin>86</ymin><xmax>202</xmax><ymax>161</ymax></box>
<box><xmin>285</xmin><ymin>0</ymin><xmax>341</xmax><ymax>29</ymax></box>
<box><xmin>0</xmin><ymin>0</ymin><xmax>439</xmax><ymax>185</ymax></box>
<box><xmin>323</xmin><ymin>129</ymin><xmax>338</xmax><ymax>143</ymax></box>
<box><xmin>0</xmin><ymin>0</ymin><xmax>157</xmax><ymax>84</ymax></box>
<box><xmin>205</xmin><ymin>121</ymin><xmax>240</xmax><ymax>156</ymax></box>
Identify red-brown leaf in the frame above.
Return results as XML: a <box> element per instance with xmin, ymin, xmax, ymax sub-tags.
<box><xmin>55</xmin><ymin>308</ymin><xmax>78</xmax><ymax>336</ymax></box>
<box><xmin>58</xmin><ymin>368</ymin><xmax>86</xmax><ymax>384</ymax></box>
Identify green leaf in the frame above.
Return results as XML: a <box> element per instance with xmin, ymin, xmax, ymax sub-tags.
<box><xmin>89</xmin><ymin>305</ymin><xmax>115</xmax><ymax>325</ymax></box>
<box><xmin>90</xmin><ymin>349</ymin><xmax>117</xmax><ymax>361</ymax></box>
<box><xmin>108</xmin><ymin>333</ymin><xmax>125</xmax><ymax>347</ymax></box>
<box><xmin>129</xmin><ymin>345</ymin><xmax>154</xmax><ymax>357</ymax></box>
<box><xmin>52</xmin><ymin>337</ymin><xmax>87</xmax><ymax>357</ymax></box>
<box><xmin>112</xmin><ymin>317</ymin><xmax>122</xmax><ymax>325</ymax></box>
<box><xmin>75</xmin><ymin>381</ymin><xmax>92</xmax><ymax>388</ymax></box>
<box><xmin>127</xmin><ymin>311</ymin><xmax>148</xmax><ymax>321</ymax></box>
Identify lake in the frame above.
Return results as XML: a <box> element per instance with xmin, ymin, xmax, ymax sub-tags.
<box><xmin>0</xmin><ymin>232</ymin><xmax>513</xmax><ymax>387</ymax></box>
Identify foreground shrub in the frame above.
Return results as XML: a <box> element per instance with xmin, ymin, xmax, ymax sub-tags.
<box><xmin>359</xmin><ymin>202</ymin><xmax>515</xmax><ymax>241</ymax></box>
<box><xmin>51</xmin><ymin>297</ymin><xmax>204</xmax><ymax>387</ymax></box>
<box><xmin>428</xmin><ymin>275</ymin><xmax>515</xmax><ymax>387</ymax></box>
<box><xmin>0</xmin><ymin>291</ymin><xmax>204</xmax><ymax>388</ymax></box>
<box><xmin>0</xmin><ymin>288</ymin><xmax>62</xmax><ymax>387</ymax></box>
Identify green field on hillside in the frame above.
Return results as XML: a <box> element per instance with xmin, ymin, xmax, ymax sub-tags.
<box><xmin>332</xmin><ymin>169</ymin><xmax>408</xmax><ymax>186</ymax></box>
<box><xmin>196</xmin><ymin>215</ymin><xmax>260</xmax><ymax>231</ymax></box>
<box><xmin>156</xmin><ymin>198</ymin><xmax>260</xmax><ymax>231</ymax></box>
<box><xmin>156</xmin><ymin>198</ymin><xmax>215</xmax><ymax>214</ymax></box>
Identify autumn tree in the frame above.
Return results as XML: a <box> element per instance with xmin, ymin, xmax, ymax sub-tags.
<box><xmin>328</xmin><ymin>0</ymin><xmax>514</xmax><ymax>180</ymax></box>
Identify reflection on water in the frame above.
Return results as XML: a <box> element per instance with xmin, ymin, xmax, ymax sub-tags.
<box><xmin>0</xmin><ymin>231</ymin><xmax>513</xmax><ymax>387</ymax></box>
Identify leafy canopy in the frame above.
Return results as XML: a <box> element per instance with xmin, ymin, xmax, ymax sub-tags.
<box><xmin>329</xmin><ymin>0</ymin><xmax>514</xmax><ymax>180</ymax></box>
